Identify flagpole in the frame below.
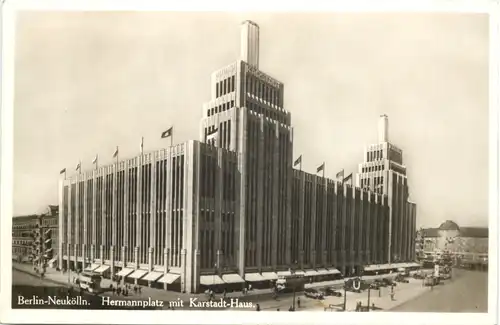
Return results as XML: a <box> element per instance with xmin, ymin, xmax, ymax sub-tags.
<box><xmin>171</xmin><ymin>133</ymin><xmax>173</xmax><ymax>147</ymax></box>
<box><xmin>79</xmin><ymin>161</ymin><xmax>81</xmax><ymax>174</ymax></box>
<box><xmin>323</xmin><ymin>162</ymin><xmax>325</xmax><ymax>178</ymax></box>
<box><xmin>300</xmin><ymin>159</ymin><xmax>302</xmax><ymax>172</ymax></box>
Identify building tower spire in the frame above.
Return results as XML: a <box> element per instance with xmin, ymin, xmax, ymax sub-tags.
<box><xmin>240</xmin><ymin>20</ymin><xmax>260</xmax><ymax>68</ymax></box>
<box><xmin>378</xmin><ymin>114</ymin><xmax>389</xmax><ymax>143</ymax></box>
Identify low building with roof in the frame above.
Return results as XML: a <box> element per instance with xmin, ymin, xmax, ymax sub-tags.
<box><xmin>420</xmin><ymin>220</ymin><xmax>488</xmax><ymax>266</ymax></box>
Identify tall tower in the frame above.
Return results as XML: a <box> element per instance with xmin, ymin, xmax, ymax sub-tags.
<box><xmin>240</xmin><ymin>20</ymin><xmax>260</xmax><ymax>68</ymax></box>
<box><xmin>356</xmin><ymin>115</ymin><xmax>416</xmax><ymax>264</ymax></box>
<box><xmin>200</xmin><ymin>21</ymin><xmax>293</xmax><ymax>276</ymax></box>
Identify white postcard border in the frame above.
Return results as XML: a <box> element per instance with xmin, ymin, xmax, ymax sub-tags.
<box><xmin>1</xmin><ymin>0</ymin><xmax>498</xmax><ymax>324</ymax></box>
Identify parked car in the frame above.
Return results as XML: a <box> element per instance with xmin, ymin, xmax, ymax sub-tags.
<box><xmin>369</xmin><ymin>282</ymin><xmax>380</xmax><ymax>290</ymax></box>
<box><xmin>325</xmin><ymin>287</ymin><xmax>342</xmax><ymax>297</ymax></box>
<box><xmin>424</xmin><ymin>275</ymin><xmax>439</xmax><ymax>286</ymax></box>
<box><xmin>395</xmin><ymin>274</ymin><xmax>409</xmax><ymax>283</ymax></box>
<box><xmin>304</xmin><ymin>288</ymin><xmax>324</xmax><ymax>299</ymax></box>
<box><xmin>383</xmin><ymin>278</ymin><xmax>397</xmax><ymax>286</ymax></box>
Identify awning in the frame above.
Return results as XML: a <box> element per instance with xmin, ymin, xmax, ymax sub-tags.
<box><xmin>294</xmin><ymin>270</ymin><xmax>305</xmax><ymax>275</ymax></box>
<box><xmin>304</xmin><ymin>269</ymin><xmax>320</xmax><ymax>276</ymax></box>
<box><xmin>85</xmin><ymin>264</ymin><xmax>100</xmax><ymax>271</ymax></box>
<box><xmin>408</xmin><ymin>262</ymin><xmax>421</xmax><ymax>268</ymax></box>
<box><xmin>327</xmin><ymin>268</ymin><xmax>341</xmax><ymax>275</ymax></box>
<box><xmin>143</xmin><ymin>271</ymin><xmax>164</xmax><ymax>282</ymax></box>
<box><xmin>128</xmin><ymin>269</ymin><xmax>148</xmax><ymax>279</ymax></box>
<box><xmin>316</xmin><ymin>268</ymin><xmax>330</xmax><ymax>275</ymax></box>
<box><xmin>222</xmin><ymin>273</ymin><xmax>245</xmax><ymax>284</ymax></box>
<box><xmin>364</xmin><ymin>265</ymin><xmax>378</xmax><ymax>272</ymax></box>
<box><xmin>261</xmin><ymin>272</ymin><xmax>278</xmax><ymax>280</ymax></box>
<box><xmin>277</xmin><ymin>270</ymin><xmax>292</xmax><ymax>277</ymax></box>
<box><xmin>116</xmin><ymin>268</ymin><xmax>134</xmax><ymax>277</ymax></box>
<box><xmin>94</xmin><ymin>265</ymin><xmax>110</xmax><ymax>274</ymax></box>
<box><xmin>245</xmin><ymin>273</ymin><xmax>266</xmax><ymax>282</ymax></box>
<box><xmin>200</xmin><ymin>275</ymin><xmax>225</xmax><ymax>285</ymax></box>
<box><xmin>158</xmin><ymin>273</ymin><xmax>181</xmax><ymax>284</ymax></box>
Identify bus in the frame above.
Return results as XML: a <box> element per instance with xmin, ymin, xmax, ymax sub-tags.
<box><xmin>276</xmin><ymin>274</ymin><xmax>306</xmax><ymax>293</ymax></box>
<box><xmin>78</xmin><ymin>272</ymin><xmax>102</xmax><ymax>293</ymax></box>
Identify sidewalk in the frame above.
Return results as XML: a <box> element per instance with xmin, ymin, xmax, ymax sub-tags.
<box><xmin>12</xmin><ymin>262</ymin><xmax>275</xmax><ymax>303</ymax></box>
<box><xmin>316</xmin><ymin>278</ymin><xmax>430</xmax><ymax>312</ymax></box>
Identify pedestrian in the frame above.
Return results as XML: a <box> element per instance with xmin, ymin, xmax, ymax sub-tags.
<box><xmin>390</xmin><ymin>293</ymin><xmax>394</xmax><ymax>301</ymax></box>
<box><xmin>112</xmin><ymin>287</ymin><xmax>116</xmax><ymax>294</ymax></box>
<box><xmin>138</xmin><ymin>286</ymin><xmax>142</xmax><ymax>293</ymax></box>
<box><xmin>249</xmin><ymin>284</ymin><xmax>252</xmax><ymax>291</ymax></box>
<box><xmin>223</xmin><ymin>290</ymin><xmax>226</xmax><ymax>299</ymax></box>
<box><xmin>289</xmin><ymin>306</ymin><xmax>294</xmax><ymax>312</ymax></box>
<box><xmin>372</xmin><ymin>303</ymin><xmax>375</xmax><ymax>310</ymax></box>
<box><xmin>256</xmin><ymin>304</ymin><xmax>260</xmax><ymax>311</ymax></box>
<box><xmin>297</xmin><ymin>297</ymin><xmax>301</xmax><ymax>308</ymax></box>
<box><xmin>276</xmin><ymin>308</ymin><xmax>280</xmax><ymax>311</ymax></box>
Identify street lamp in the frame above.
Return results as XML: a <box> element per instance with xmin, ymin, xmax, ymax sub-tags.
<box><xmin>292</xmin><ymin>260</ymin><xmax>298</xmax><ymax>311</ymax></box>
<box><xmin>343</xmin><ymin>280</ymin><xmax>347</xmax><ymax>311</ymax></box>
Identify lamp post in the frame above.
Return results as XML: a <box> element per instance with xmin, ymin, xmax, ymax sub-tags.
<box><xmin>367</xmin><ymin>284</ymin><xmax>371</xmax><ymax>311</ymax></box>
<box><xmin>292</xmin><ymin>260</ymin><xmax>298</xmax><ymax>311</ymax></box>
<box><xmin>343</xmin><ymin>280</ymin><xmax>347</xmax><ymax>311</ymax></box>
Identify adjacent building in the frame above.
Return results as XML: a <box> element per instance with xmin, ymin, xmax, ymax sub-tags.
<box><xmin>421</xmin><ymin>220</ymin><xmax>488</xmax><ymax>265</ymax></box>
<box><xmin>12</xmin><ymin>205</ymin><xmax>59</xmax><ymax>266</ymax></box>
<box><xmin>58</xmin><ymin>21</ymin><xmax>417</xmax><ymax>293</ymax></box>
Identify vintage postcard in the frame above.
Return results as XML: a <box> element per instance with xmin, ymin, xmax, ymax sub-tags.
<box><xmin>1</xmin><ymin>0</ymin><xmax>498</xmax><ymax>324</ymax></box>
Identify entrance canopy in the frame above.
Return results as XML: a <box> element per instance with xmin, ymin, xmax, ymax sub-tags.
<box><xmin>222</xmin><ymin>273</ymin><xmax>245</xmax><ymax>284</ymax></box>
<box><xmin>94</xmin><ymin>265</ymin><xmax>110</xmax><ymax>274</ymax></box>
<box><xmin>261</xmin><ymin>272</ymin><xmax>278</xmax><ymax>280</ymax></box>
<box><xmin>200</xmin><ymin>275</ymin><xmax>225</xmax><ymax>286</ymax></box>
<box><xmin>244</xmin><ymin>273</ymin><xmax>265</xmax><ymax>282</ymax></box>
<box><xmin>116</xmin><ymin>268</ymin><xmax>134</xmax><ymax>277</ymax></box>
<box><xmin>158</xmin><ymin>273</ymin><xmax>181</xmax><ymax>284</ymax></box>
<box><xmin>128</xmin><ymin>269</ymin><xmax>148</xmax><ymax>279</ymax></box>
<box><xmin>143</xmin><ymin>271</ymin><xmax>164</xmax><ymax>282</ymax></box>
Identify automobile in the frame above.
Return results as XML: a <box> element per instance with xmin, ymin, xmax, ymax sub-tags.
<box><xmin>395</xmin><ymin>274</ymin><xmax>410</xmax><ymax>283</ymax></box>
<box><xmin>383</xmin><ymin>278</ymin><xmax>397</xmax><ymax>286</ymax></box>
<box><xmin>374</xmin><ymin>279</ymin><xmax>387</xmax><ymax>287</ymax></box>
<box><xmin>304</xmin><ymin>288</ymin><xmax>324</xmax><ymax>299</ymax></box>
<box><xmin>424</xmin><ymin>275</ymin><xmax>439</xmax><ymax>286</ymax></box>
<box><xmin>325</xmin><ymin>287</ymin><xmax>342</xmax><ymax>297</ymax></box>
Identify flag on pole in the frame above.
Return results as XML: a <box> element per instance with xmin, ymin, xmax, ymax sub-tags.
<box><xmin>75</xmin><ymin>162</ymin><xmax>81</xmax><ymax>171</ymax></box>
<box><xmin>59</xmin><ymin>168</ymin><xmax>66</xmax><ymax>175</ymax></box>
<box><xmin>92</xmin><ymin>155</ymin><xmax>98</xmax><ymax>164</ymax></box>
<box><xmin>112</xmin><ymin>146</ymin><xmax>119</xmax><ymax>158</ymax></box>
<box><xmin>344</xmin><ymin>173</ymin><xmax>353</xmax><ymax>184</ymax></box>
<box><xmin>161</xmin><ymin>127</ymin><xmax>173</xmax><ymax>139</ymax></box>
<box><xmin>336</xmin><ymin>169</ymin><xmax>344</xmax><ymax>180</ymax></box>
<box><xmin>140</xmin><ymin>137</ymin><xmax>144</xmax><ymax>154</ymax></box>
<box><xmin>293</xmin><ymin>155</ymin><xmax>302</xmax><ymax>167</ymax></box>
<box><xmin>316</xmin><ymin>162</ymin><xmax>325</xmax><ymax>174</ymax></box>
<box><xmin>207</xmin><ymin>128</ymin><xmax>219</xmax><ymax>145</ymax></box>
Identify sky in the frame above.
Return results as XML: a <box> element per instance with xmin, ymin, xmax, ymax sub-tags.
<box><xmin>13</xmin><ymin>12</ymin><xmax>489</xmax><ymax>228</ymax></box>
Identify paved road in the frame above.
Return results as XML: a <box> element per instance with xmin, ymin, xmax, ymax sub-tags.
<box><xmin>392</xmin><ymin>269</ymin><xmax>488</xmax><ymax>312</ymax></box>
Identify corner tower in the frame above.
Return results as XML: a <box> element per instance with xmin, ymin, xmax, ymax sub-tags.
<box><xmin>356</xmin><ymin>115</ymin><xmax>417</xmax><ymax>264</ymax></box>
<box><xmin>199</xmin><ymin>21</ymin><xmax>293</xmax><ymax>277</ymax></box>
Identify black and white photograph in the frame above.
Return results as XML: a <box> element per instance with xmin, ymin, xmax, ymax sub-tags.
<box><xmin>1</xmin><ymin>1</ymin><xmax>498</xmax><ymax>324</ymax></box>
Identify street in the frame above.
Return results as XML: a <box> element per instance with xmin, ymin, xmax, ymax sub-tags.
<box><xmin>391</xmin><ymin>269</ymin><xmax>488</xmax><ymax>312</ymax></box>
<box><xmin>12</xmin><ymin>267</ymin><xmax>488</xmax><ymax>312</ymax></box>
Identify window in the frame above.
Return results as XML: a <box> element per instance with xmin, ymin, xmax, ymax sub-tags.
<box><xmin>231</xmin><ymin>76</ymin><xmax>235</xmax><ymax>92</ymax></box>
